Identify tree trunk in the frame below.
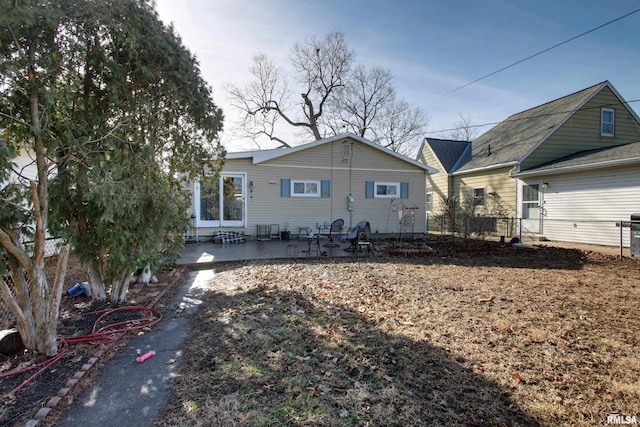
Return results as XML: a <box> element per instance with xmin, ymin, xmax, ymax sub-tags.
<box><xmin>0</xmin><ymin>262</ymin><xmax>37</xmax><ymax>350</ymax></box>
<box><xmin>31</xmin><ymin>244</ymin><xmax>69</xmax><ymax>356</ymax></box>
<box><xmin>85</xmin><ymin>258</ymin><xmax>107</xmax><ymax>301</ymax></box>
<box><xmin>0</xmin><ymin>244</ymin><xmax>70</xmax><ymax>356</ymax></box>
<box><xmin>109</xmin><ymin>270</ymin><xmax>132</xmax><ymax>304</ymax></box>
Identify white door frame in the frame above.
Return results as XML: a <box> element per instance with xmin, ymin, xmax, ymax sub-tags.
<box><xmin>194</xmin><ymin>172</ymin><xmax>247</xmax><ymax>228</ymax></box>
<box><xmin>521</xmin><ymin>182</ymin><xmax>542</xmax><ymax>234</ymax></box>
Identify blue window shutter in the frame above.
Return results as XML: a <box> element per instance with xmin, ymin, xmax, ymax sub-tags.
<box><xmin>400</xmin><ymin>182</ymin><xmax>409</xmax><ymax>199</ymax></box>
<box><xmin>365</xmin><ymin>181</ymin><xmax>374</xmax><ymax>198</ymax></box>
<box><xmin>281</xmin><ymin>179</ymin><xmax>290</xmax><ymax>197</ymax></box>
<box><xmin>321</xmin><ymin>180</ymin><xmax>330</xmax><ymax>198</ymax></box>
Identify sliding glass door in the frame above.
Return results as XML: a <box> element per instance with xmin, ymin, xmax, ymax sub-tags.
<box><xmin>197</xmin><ymin>174</ymin><xmax>246</xmax><ymax>227</ymax></box>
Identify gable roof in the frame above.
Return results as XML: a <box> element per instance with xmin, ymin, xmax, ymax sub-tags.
<box><xmin>227</xmin><ymin>133</ymin><xmax>438</xmax><ymax>173</ymax></box>
<box><xmin>454</xmin><ymin>81</ymin><xmax>615</xmax><ymax>174</ymax></box>
<box><xmin>419</xmin><ymin>138</ymin><xmax>471</xmax><ymax>173</ymax></box>
<box><xmin>513</xmin><ymin>141</ymin><xmax>640</xmax><ymax>177</ymax></box>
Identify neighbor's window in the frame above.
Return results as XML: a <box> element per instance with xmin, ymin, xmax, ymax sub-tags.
<box><xmin>473</xmin><ymin>187</ymin><xmax>486</xmax><ymax>207</ymax></box>
<box><xmin>375</xmin><ymin>182</ymin><xmax>399</xmax><ymax>198</ymax></box>
<box><xmin>291</xmin><ymin>180</ymin><xmax>320</xmax><ymax>197</ymax></box>
<box><xmin>601</xmin><ymin>108</ymin><xmax>615</xmax><ymax>136</ymax></box>
<box><xmin>425</xmin><ymin>192</ymin><xmax>433</xmax><ymax>212</ymax></box>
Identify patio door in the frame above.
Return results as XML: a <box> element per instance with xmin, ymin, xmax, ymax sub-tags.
<box><xmin>196</xmin><ymin>173</ymin><xmax>246</xmax><ymax>228</ymax></box>
<box><xmin>521</xmin><ymin>183</ymin><xmax>541</xmax><ymax>234</ymax></box>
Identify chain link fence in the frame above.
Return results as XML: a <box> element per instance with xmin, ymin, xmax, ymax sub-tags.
<box><xmin>427</xmin><ymin>214</ymin><xmax>516</xmax><ymax>240</ymax></box>
<box><xmin>427</xmin><ymin>214</ymin><xmax>637</xmax><ymax>254</ymax></box>
<box><xmin>1</xmin><ymin>238</ymin><xmax>88</xmax><ymax>329</ymax></box>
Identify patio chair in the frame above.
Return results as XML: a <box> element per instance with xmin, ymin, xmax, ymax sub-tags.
<box><xmin>346</xmin><ymin>220</ymin><xmax>373</xmax><ymax>253</ymax></box>
<box><xmin>269</xmin><ymin>224</ymin><xmax>280</xmax><ymax>240</ymax></box>
<box><xmin>322</xmin><ymin>218</ymin><xmax>344</xmax><ymax>247</ymax></box>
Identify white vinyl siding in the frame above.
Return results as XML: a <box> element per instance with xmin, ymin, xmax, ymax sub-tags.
<box><xmin>520</xmin><ymin>165</ymin><xmax>640</xmax><ymax>247</ymax></box>
<box><xmin>11</xmin><ymin>151</ymin><xmax>39</xmax><ymax>183</ymax></box>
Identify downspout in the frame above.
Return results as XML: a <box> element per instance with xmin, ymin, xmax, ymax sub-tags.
<box><xmin>508</xmin><ymin>163</ymin><xmax>520</xmax><ymax>178</ymax></box>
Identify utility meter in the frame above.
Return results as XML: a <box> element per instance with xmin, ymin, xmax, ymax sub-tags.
<box><xmin>347</xmin><ymin>194</ymin><xmax>354</xmax><ymax>211</ymax></box>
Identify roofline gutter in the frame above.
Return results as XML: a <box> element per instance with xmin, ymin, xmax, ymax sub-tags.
<box><xmin>513</xmin><ymin>156</ymin><xmax>640</xmax><ymax>177</ymax></box>
<box><xmin>452</xmin><ymin>161</ymin><xmax>518</xmax><ymax>176</ymax></box>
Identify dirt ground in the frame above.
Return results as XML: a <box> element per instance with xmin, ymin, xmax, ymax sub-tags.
<box><xmin>156</xmin><ymin>245</ymin><xmax>640</xmax><ymax>426</ymax></box>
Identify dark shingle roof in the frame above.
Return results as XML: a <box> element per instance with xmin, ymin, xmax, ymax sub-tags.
<box><xmin>517</xmin><ymin>141</ymin><xmax>640</xmax><ymax>175</ymax></box>
<box><xmin>455</xmin><ymin>81</ymin><xmax>609</xmax><ymax>173</ymax></box>
<box><xmin>424</xmin><ymin>138</ymin><xmax>471</xmax><ymax>173</ymax></box>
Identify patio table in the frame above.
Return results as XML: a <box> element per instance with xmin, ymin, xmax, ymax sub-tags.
<box><xmin>306</xmin><ymin>234</ymin><xmax>321</xmax><ymax>256</ymax></box>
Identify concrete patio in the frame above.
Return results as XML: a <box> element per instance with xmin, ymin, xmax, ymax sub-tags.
<box><xmin>176</xmin><ymin>235</ymin><xmax>373</xmax><ymax>269</ymax></box>
<box><xmin>175</xmin><ymin>233</ymin><xmax>629</xmax><ymax>270</ymax></box>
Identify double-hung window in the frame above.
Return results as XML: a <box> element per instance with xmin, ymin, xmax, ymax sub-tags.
<box><xmin>601</xmin><ymin>108</ymin><xmax>615</xmax><ymax>137</ymax></box>
<box><xmin>425</xmin><ymin>192</ymin><xmax>434</xmax><ymax>212</ymax></box>
<box><xmin>473</xmin><ymin>187</ymin><xmax>486</xmax><ymax>208</ymax></box>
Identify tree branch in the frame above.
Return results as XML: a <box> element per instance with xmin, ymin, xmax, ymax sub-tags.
<box><xmin>0</xmin><ymin>227</ymin><xmax>33</xmax><ymax>271</ymax></box>
<box><xmin>0</xmin><ymin>274</ymin><xmax>27</xmax><ymax>329</ymax></box>
<box><xmin>48</xmin><ymin>244</ymin><xmax>70</xmax><ymax>326</ymax></box>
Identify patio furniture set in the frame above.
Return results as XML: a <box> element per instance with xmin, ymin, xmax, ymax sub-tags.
<box><xmin>298</xmin><ymin>220</ymin><xmax>374</xmax><ymax>256</ymax></box>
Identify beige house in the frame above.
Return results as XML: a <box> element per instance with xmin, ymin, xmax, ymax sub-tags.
<box><xmin>418</xmin><ymin>81</ymin><xmax>640</xmax><ymax>244</ymax></box>
<box><xmin>189</xmin><ymin>133</ymin><xmax>437</xmax><ymax>240</ymax></box>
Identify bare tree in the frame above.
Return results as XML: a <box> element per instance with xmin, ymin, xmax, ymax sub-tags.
<box><xmin>227</xmin><ymin>32</ymin><xmax>353</xmax><ymax>147</ymax></box>
<box><xmin>226</xmin><ymin>54</ymin><xmax>292</xmax><ymax>147</ymax></box>
<box><xmin>324</xmin><ymin>65</ymin><xmax>393</xmax><ymax>136</ymax></box>
<box><xmin>444</xmin><ymin>112</ymin><xmax>479</xmax><ymax>141</ymax></box>
<box><xmin>371</xmin><ymin>99</ymin><xmax>429</xmax><ymax>156</ymax></box>
<box><xmin>323</xmin><ymin>65</ymin><xmax>428</xmax><ymax>156</ymax></box>
<box><xmin>227</xmin><ymin>31</ymin><xmax>428</xmax><ymax>152</ymax></box>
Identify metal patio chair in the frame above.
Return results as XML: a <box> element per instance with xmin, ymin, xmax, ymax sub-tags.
<box><xmin>322</xmin><ymin>218</ymin><xmax>344</xmax><ymax>247</ymax></box>
<box><xmin>346</xmin><ymin>220</ymin><xmax>373</xmax><ymax>253</ymax></box>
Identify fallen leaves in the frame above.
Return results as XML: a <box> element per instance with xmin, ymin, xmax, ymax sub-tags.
<box><xmin>159</xmin><ymin>251</ymin><xmax>640</xmax><ymax>427</ymax></box>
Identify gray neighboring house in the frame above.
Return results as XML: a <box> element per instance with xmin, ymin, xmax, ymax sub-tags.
<box><xmin>418</xmin><ymin>80</ymin><xmax>640</xmax><ymax>247</ymax></box>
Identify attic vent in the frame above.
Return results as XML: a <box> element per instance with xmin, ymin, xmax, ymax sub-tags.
<box><xmin>342</xmin><ymin>142</ymin><xmax>351</xmax><ymax>162</ymax></box>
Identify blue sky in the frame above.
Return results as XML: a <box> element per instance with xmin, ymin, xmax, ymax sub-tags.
<box><xmin>156</xmin><ymin>0</ymin><xmax>640</xmax><ymax>152</ymax></box>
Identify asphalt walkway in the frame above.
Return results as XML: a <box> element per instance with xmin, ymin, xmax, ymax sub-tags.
<box><xmin>57</xmin><ymin>269</ymin><xmax>215</xmax><ymax>427</ymax></box>
<box><xmin>51</xmin><ymin>238</ymin><xmax>356</xmax><ymax>427</ymax></box>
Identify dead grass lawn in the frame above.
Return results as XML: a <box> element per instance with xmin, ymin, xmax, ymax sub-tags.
<box><xmin>158</xmin><ymin>247</ymin><xmax>640</xmax><ymax>426</ymax></box>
